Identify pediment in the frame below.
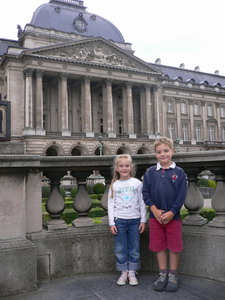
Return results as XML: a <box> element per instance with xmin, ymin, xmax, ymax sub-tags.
<box><xmin>23</xmin><ymin>38</ymin><xmax>161</xmax><ymax>75</ymax></box>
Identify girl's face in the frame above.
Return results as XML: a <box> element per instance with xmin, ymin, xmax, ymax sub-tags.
<box><xmin>155</xmin><ymin>143</ymin><xmax>174</xmax><ymax>168</ymax></box>
<box><xmin>115</xmin><ymin>158</ymin><xmax>132</xmax><ymax>180</ymax></box>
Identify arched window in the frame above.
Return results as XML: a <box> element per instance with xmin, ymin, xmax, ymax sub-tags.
<box><xmin>71</xmin><ymin>147</ymin><xmax>82</xmax><ymax>156</ymax></box>
<box><xmin>45</xmin><ymin>147</ymin><xmax>58</xmax><ymax>156</ymax></box>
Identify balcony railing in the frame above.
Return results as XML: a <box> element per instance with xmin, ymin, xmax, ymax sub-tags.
<box><xmin>1</xmin><ymin>151</ymin><xmax>225</xmax><ymax>297</ymax></box>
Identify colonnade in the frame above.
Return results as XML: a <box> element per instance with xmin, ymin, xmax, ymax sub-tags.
<box><xmin>23</xmin><ymin>68</ymin><xmax>160</xmax><ymax>138</ymax></box>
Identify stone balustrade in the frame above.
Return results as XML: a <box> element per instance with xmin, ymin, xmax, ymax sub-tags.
<box><xmin>1</xmin><ymin>151</ymin><xmax>225</xmax><ymax>297</ymax></box>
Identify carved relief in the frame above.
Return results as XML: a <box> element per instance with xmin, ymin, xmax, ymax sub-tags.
<box><xmin>32</xmin><ymin>41</ymin><xmax>154</xmax><ymax>72</ymax></box>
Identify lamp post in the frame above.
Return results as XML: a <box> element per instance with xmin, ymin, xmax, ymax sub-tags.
<box><xmin>99</xmin><ymin>134</ymin><xmax>103</xmax><ymax>156</ymax></box>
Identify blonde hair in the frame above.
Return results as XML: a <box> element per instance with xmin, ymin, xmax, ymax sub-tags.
<box><xmin>110</xmin><ymin>154</ymin><xmax>135</xmax><ymax>198</ymax></box>
<box><xmin>154</xmin><ymin>137</ymin><xmax>174</xmax><ymax>152</ymax></box>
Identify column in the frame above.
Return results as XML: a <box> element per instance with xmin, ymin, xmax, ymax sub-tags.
<box><xmin>140</xmin><ymin>87</ymin><xmax>146</xmax><ymax>134</ymax></box>
<box><xmin>82</xmin><ymin>77</ymin><xmax>93</xmax><ymax>137</ymax></box>
<box><xmin>176</xmin><ymin>98</ymin><xmax>182</xmax><ymax>140</ymax></box>
<box><xmin>126</xmin><ymin>82</ymin><xmax>136</xmax><ymax>138</ymax></box>
<box><xmin>162</xmin><ymin>98</ymin><xmax>167</xmax><ymax>137</ymax></box>
<box><xmin>145</xmin><ymin>85</ymin><xmax>154</xmax><ymax>138</ymax></box>
<box><xmin>35</xmin><ymin>70</ymin><xmax>45</xmax><ymax>135</ymax></box>
<box><xmin>105</xmin><ymin>79</ymin><xmax>116</xmax><ymax>138</ymax></box>
<box><xmin>201</xmin><ymin>101</ymin><xmax>207</xmax><ymax>141</ymax></box>
<box><xmin>122</xmin><ymin>85</ymin><xmax>128</xmax><ymax>133</ymax></box>
<box><xmin>153</xmin><ymin>85</ymin><xmax>160</xmax><ymax>135</ymax></box>
<box><xmin>24</xmin><ymin>69</ymin><xmax>35</xmax><ymax>135</ymax></box>
<box><xmin>60</xmin><ymin>73</ymin><xmax>71</xmax><ymax>136</ymax></box>
<box><xmin>189</xmin><ymin>100</ymin><xmax>196</xmax><ymax>144</ymax></box>
<box><xmin>216</xmin><ymin>104</ymin><xmax>221</xmax><ymax>141</ymax></box>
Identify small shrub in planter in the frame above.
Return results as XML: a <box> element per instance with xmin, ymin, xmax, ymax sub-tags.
<box><xmin>208</xmin><ymin>180</ymin><xmax>216</xmax><ymax>189</ymax></box>
<box><xmin>200</xmin><ymin>208</ymin><xmax>216</xmax><ymax>221</ymax></box>
<box><xmin>197</xmin><ymin>178</ymin><xmax>209</xmax><ymax>187</ymax></box>
<box><xmin>93</xmin><ymin>183</ymin><xmax>106</xmax><ymax>194</ymax></box>
<box><xmin>42</xmin><ymin>186</ymin><xmax>50</xmax><ymax>199</ymax></box>
<box><xmin>86</xmin><ymin>183</ymin><xmax>94</xmax><ymax>195</ymax></box>
<box><xmin>59</xmin><ymin>187</ymin><xmax>66</xmax><ymax>198</ymax></box>
<box><xmin>90</xmin><ymin>194</ymin><xmax>99</xmax><ymax>200</ymax></box>
<box><xmin>70</xmin><ymin>186</ymin><xmax>78</xmax><ymax>198</ymax></box>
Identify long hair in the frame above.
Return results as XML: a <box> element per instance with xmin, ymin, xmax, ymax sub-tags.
<box><xmin>109</xmin><ymin>154</ymin><xmax>135</xmax><ymax>198</ymax></box>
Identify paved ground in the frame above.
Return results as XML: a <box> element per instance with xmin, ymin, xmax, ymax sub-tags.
<box><xmin>2</xmin><ymin>272</ymin><xmax>225</xmax><ymax>300</ymax></box>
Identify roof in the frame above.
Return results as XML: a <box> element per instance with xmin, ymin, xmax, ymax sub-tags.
<box><xmin>30</xmin><ymin>0</ymin><xmax>125</xmax><ymax>43</ymax></box>
<box><xmin>0</xmin><ymin>39</ymin><xmax>20</xmax><ymax>56</ymax></box>
<box><xmin>150</xmin><ymin>63</ymin><xmax>225</xmax><ymax>87</ymax></box>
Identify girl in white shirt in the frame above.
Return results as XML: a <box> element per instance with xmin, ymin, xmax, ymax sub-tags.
<box><xmin>108</xmin><ymin>154</ymin><xmax>146</xmax><ymax>286</ymax></box>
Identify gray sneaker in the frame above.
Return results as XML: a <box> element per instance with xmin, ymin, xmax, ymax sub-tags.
<box><xmin>153</xmin><ymin>272</ymin><xmax>168</xmax><ymax>291</ymax></box>
<box><xmin>166</xmin><ymin>273</ymin><xmax>178</xmax><ymax>292</ymax></box>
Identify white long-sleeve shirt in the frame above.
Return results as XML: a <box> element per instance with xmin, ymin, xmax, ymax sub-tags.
<box><xmin>108</xmin><ymin>177</ymin><xmax>147</xmax><ymax>226</ymax></box>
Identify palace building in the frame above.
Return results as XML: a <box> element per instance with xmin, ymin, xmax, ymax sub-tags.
<box><xmin>1</xmin><ymin>0</ymin><xmax>225</xmax><ymax>156</ymax></box>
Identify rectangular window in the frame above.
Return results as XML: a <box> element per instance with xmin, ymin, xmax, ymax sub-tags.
<box><xmin>0</xmin><ymin>101</ymin><xmax>11</xmax><ymax>141</ymax></box>
<box><xmin>208</xmin><ymin>125</ymin><xmax>215</xmax><ymax>141</ymax></box>
<box><xmin>221</xmin><ymin>107</ymin><xmax>225</xmax><ymax>118</ymax></box>
<box><xmin>195</xmin><ymin>125</ymin><xmax>201</xmax><ymax>141</ymax></box>
<box><xmin>167</xmin><ymin>100</ymin><xmax>174</xmax><ymax>113</ymax></box>
<box><xmin>118</xmin><ymin>119</ymin><xmax>123</xmax><ymax>134</ymax></box>
<box><xmin>194</xmin><ymin>103</ymin><xmax>200</xmax><ymax>115</ymax></box>
<box><xmin>181</xmin><ymin>102</ymin><xmax>187</xmax><ymax>114</ymax></box>
<box><xmin>43</xmin><ymin>114</ymin><xmax>46</xmax><ymax>130</ymax></box>
<box><xmin>168</xmin><ymin>123</ymin><xmax>175</xmax><ymax>140</ymax></box>
<box><xmin>222</xmin><ymin>127</ymin><xmax>225</xmax><ymax>141</ymax></box>
<box><xmin>182</xmin><ymin>124</ymin><xmax>189</xmax><ymax>141</ymax></box>
<box><xmin>100</xmin><ymin>118</ymin><xmax>103</xmax><ymax>133</ymax></box>
<box><xmin>207</xmin><ymin>105</ymin><xmax>213</xmax><ymax>117</ymax></box>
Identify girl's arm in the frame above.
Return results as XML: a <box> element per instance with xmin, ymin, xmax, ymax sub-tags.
<box><xmin>108</xmin><ymin>185</ymin><xmax>116</xmax><ymax>227</ymax></box>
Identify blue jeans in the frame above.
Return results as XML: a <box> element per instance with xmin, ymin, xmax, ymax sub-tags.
<box><xmin>114</xmin><ymin>218</ymin><xmax>141</xmax><ymax>271</ymax></box>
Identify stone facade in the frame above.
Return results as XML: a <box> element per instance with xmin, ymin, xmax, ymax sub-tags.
<box><xmin>1</xmin><ymin>0</ymin><xmax>225</xmax><ymax>155</ymax></box>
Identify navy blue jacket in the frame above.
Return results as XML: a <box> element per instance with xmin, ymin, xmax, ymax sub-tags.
<box><xmin>142</xmin><ymin>165</ymin><xmax>187</xmax><ymax>219</ymax></box>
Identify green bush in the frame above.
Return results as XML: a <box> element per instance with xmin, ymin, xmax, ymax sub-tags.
<box><xmin>42</xmin><ymin>186</ymin><xmax>50</xmax><ymax>198</ymax></box>
<box><xmin>208</xmin><ymin>180</ymin><xmax>217</xmax><ymax>189</ymax></box>
<box><xmin>180</xmin><ymin>208</ymin><xmax>216</xmax><ymax>222</ymax></box>
<box><xmin>70</xmin><ymin>186</ymin><xmax>78</xmax><ymax>198</ymax></box>
<box><xmin>93</xmin><ymin>183</ymin><xmax>106</xmax><ymax>194</ymax></box>
<box><xmin>197</xmin><ymin>178</ymin><xmax>209</xmax><ymax>187</ymax></box>
<box><xmin>59</xmin><ymin>187</ymin><xmax>66</xmax><ymax>198</ymax></box>
<box><xmin>90</xmin><ymin>194</ymin><xmax>99</xmax><ymax>200</ymax></box>
<box><xmin>65</xmin><ymin>199</ymin><xmax>73</xmax><ymax>209</ymax></box>
<box><xmin>98</xmin><ymin>194</ymin><xmax>103</xmax><ymax>200</ymax></box>
<box><xmin>200</xmin><ymin>208</ymin><xmax>216</xmax><ymax>221</ymax></box>
<box><xmin>86</xmin><ymin>183</ymin><xmax>94</xmax><ymax>194</ymax></box>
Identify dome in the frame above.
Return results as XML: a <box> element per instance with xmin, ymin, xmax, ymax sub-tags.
<box><xmin>30</xmin><ymin>0</ymin><xmax>125</xmax><ymax>43</ymax></box>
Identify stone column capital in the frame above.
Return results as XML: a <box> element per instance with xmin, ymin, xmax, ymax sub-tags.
<box><xmin>60</xmin><ymin>73</ymin><xmax>69</xmax><ymax>81</ymax></box>
<box><xmin>36</xmin><ymin>70</ymin><xmax>44</xmax><ymax>78</ymax></box>
<box><xmin>24</xmin><ymin>68</ymin><xmax>34</xmax><ymax>77</ymax></box>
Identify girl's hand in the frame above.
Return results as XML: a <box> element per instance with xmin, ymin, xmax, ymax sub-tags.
<box><xmin>139</xmin><ymin>222</ymin><xmax>146</xmax><ymax>233</ymax></box>
<box><xmin>110</xmin><ymin>225</ymin><xmax>117</xmax><ymax>235</ymax></box>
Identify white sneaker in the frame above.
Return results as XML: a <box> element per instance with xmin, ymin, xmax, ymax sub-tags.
<box><xmin>128</xmin><ymin>270</ymin><xmax>138</xmax><ymax>286</ymax></box>
<box><xmin>117</xmin><ymin>271</ymin><xmax>128</xmax><ymax>286</ymax></box>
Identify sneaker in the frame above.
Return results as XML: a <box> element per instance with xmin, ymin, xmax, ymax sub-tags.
<box><xmin>117</xmin><ymin>271</ymin><xmax>128</xmax><ymax>286</ymax></box>
<box><xmin>153</xmin><ymin>272</ymin><xmax>168</xmax><ymax>291</ymax></box>
<box><xmin>166</xmin><ymin>273</ymin><xmax>178</xmax><ymax>292</ymax></box>
<box><xmin>128</xmin><ymin>270</ymin><xmax>138</xmax><ymax>286</ymax></box>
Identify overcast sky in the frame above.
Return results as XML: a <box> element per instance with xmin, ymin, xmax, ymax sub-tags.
<box><xmin>1</xmin><ymin>0</ymin><xmax>225</xmax><ymax>76</ymax></box>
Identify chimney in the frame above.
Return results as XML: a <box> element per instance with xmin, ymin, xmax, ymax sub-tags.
<box><xmin>214</xmin><ymin>70</ymin><xmax>220</xmax><ymax>75</ymax></box>
<box><xmin>155</xmin><ymin>58</ymin><xmax>161</xmax><ymax>64</ymax></box>
<box><xmin>179</xmin><ymin>63</ymin><xmax>185</xmax><ymax>68</ymax></box>
<box><xmin>194</xmin><ymin>66</ymin><xmax>200</xmax><ymax>71</ymax></box>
